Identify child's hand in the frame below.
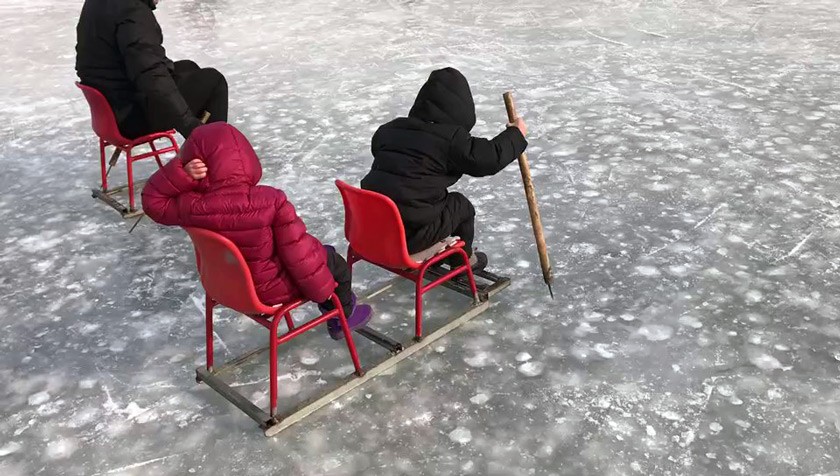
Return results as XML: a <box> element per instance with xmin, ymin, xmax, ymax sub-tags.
<box><xmin>184</xmin><ymin>158</ymin><xmax>207</xmax><ymax>180</ymax></box>
<box><xmin>508</xmin><ymin>118</ymin><xmax>527</xmax><ymax>138</ymax></box>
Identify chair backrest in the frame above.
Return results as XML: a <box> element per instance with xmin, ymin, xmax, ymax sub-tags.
<box><xmin>75</xmin><ymin>82</ymin><xmax>130</xmax><ymax>147</ymax></box>
<box><xmin>184</xmin><ymin>227</ymin><xmax>272</xmax><ymax>315</ymax></box>
<box><xmin>335</xmin><ymin>180</ymin><xmax>417</xmax><ymax>269</ymax></box>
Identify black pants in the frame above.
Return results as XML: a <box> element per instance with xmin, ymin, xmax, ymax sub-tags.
<box><xmin>118</xmin><ymin>60</ymin><xmax>228</xmax><ymax>139</ymax></box>
<box><xmin>319</xmin><ymin>247</ymin><xmax>354</xmax><ymax>317</ymax></box>
<box><xmin>404</xmin><ymin>192</ymin><xmax>475</xmax><ymax>261</ymax></box>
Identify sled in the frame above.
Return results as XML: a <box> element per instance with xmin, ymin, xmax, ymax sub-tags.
<box><xmin>77</xmin><ymin>82</ymin><xmax>179</xmax><ymax>218</ymax></box>
<box><xmin>186</xmin><ymin>184</ymin><xmax>510</xmax><ymax>437</ymax></box>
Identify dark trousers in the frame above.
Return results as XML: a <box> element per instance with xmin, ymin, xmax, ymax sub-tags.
<box><xmin>319</xmin><ymin>247</ymin><xmax>354</xmax><ymax>317</ymax></box>
<box><xmin>404</xmin><ymin>192</ymin><xmax>476</xmax><ymax>260</ymax></box>
<box><xmin>118</xmin><ymin>60</ymin><xmax>228</xmax><ymax>139</ymax></box>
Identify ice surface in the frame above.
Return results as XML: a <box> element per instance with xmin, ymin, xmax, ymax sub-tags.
<box><xmin>1</xmin><ymin>0</ymin><xmax>840</xmax><ymax>474</ymax></box>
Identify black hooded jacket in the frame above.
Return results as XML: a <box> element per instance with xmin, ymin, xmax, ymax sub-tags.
<box><xmin>75</xmin><ymin>0</ymin><xmax>200</xmax><ymax>137</ymax></box>
<box><xmin>361</xmin><ymin>68</ymin><xmax>528</xmax><ymax>227</ymax></box>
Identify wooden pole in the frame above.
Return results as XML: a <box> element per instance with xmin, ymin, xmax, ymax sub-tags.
<box><xmin>503</xmin><ymin>92</ymin><xmax>554</xmax><ymax>298</ymax></box>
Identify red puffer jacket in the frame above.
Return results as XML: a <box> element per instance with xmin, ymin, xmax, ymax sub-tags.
<box><xmin>141</xmin><ymin>123</ymin><xmax>336</xmax><ymax>305</ymax></box>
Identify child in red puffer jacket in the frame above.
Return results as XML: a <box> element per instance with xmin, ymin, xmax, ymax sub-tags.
<box><xmin>141</xmin><ymin>122</ymin><xmax>372</xmax><ymax>338</ymax></box>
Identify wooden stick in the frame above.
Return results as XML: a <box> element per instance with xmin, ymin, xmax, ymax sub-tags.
<box><xmin>503</xmin><ymin>92</ymin><xmax>554</xmax><ymax>298</ymax></box>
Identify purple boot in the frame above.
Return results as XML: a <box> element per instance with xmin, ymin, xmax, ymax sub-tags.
<box><xmin>320</xmin><ymin>294</ymin><xmax>373</xmax><ymax>340</ymax></box>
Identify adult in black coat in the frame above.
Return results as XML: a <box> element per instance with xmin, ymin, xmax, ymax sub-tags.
<box><xmin>361</xmin><ymin>67</ymin><xmax>528</xmax><ymax>269</ymax></box>
<box><xmin>75</xmin><ymin>0</ymin><xmax>228</xmax><ymax>139</ymax></box>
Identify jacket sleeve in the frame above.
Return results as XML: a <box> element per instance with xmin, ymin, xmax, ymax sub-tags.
<box><xmin>271</xmin><ymin>193</ymin><xmax>336</xmax><ymax>303</ymax></box>
<box><xmin>115</xmin><ymin>4</ymin><xmax>201</xmax><ymax>137</ymax></box>
<box><xmin>140</xmin><ymin>157</ymin><xmax>199</xmax><ymax>225</ymax></box>
<box><xmin>448</xmin><ymin>126</ymin><xmax>528</xmax><ymax>177</ymax></box>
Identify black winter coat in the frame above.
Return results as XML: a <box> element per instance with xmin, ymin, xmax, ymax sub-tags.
<box><xmin>361</xmin><ymin>67</ymin><xmax>528</xmax><ymax>227</ymax></box>
<box><xmin>75</xmin><ymin>0</ymin><xmax>200</xmax><ymax>137</ymax></box>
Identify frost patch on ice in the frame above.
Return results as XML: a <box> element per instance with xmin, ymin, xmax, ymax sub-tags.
<box><xmin>593</xmin><ymin>343</ymin><xmax>615</xmax><ymax>359</ymax></box>
<box><xmin>745</xmin><ymin>290</ymin><xmax>764</xmax><ymax>303</ymax></box>
<box><xmin>749</xmin><ymin>353</ymin><xmax>783</xmax><ymax>370</ymax></box>
<box><xmin>515</xmin><ymin>352</ymin><xmax>532</xmax><ymax>362</ymax></box>
<box><xmin>635</xmin><ymin>266</ymin><xmax>660</xmax><ymax>277</ymax></box>
<box><xmin>28</xmin><ymin>391</ymin><xmax>50</xmax><ymax>406</ymax></box>
<box><xmin>678</xmin><ymin>315</ymin><xmax>703</xmax><ymax>329</ymax></box>
<box><xmin>636</xmin><ymin>325</ymin><xmax>673</xmax><ymax>341</ymax></box>
<box><xmin>470</xmin><ymin>393</ymin><xmax>490</xmax><ymax>405</ymax></box>
<box><xmin>645</xmin><ymin>425</ymin><xmax>656</xmax><ymax>437</ymax></box>
<box><xmin>448</xmin><ymin>427</ymin><xmax>472</xmax><ymax>444</ymax></box>
<box><xmin>518</xmin><ymin>361</ymin><xmax>545</xmax><ymax>377</ymax></box>
<box><xmin>0</xmin><ymin>442</ymin><xmax>22</xmax><ymax>456</ymax></box>
<box><xmin>46</xmin><ymin>438</ymin><xmax>78</xmax><ymax>459</ymax></box>
<box><xmin>620</xmin><ymin>314</ymin><xmax>636</xmax><ymax>322</ymax></box>
<box><xmin>661</xmin><ymin>411</ymin><xmax>682</xmax><ymax>421</ymax></box>
<box><xmin>709</xmin><ymin>422</ymin><xmax>723</xmax><ymax>433</ymax></box>
<box><xmin>464</xmin><ymin>352</ymin><xmax>491</xmax><ymax>368</ymax></box>
<box><xmin>299</xmin><ymin>350</ymin><xmax>320</xmax><ymax>366</ymax></box>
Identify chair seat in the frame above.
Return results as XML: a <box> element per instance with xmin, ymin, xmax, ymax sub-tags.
<box><xmin>408</xmin><ymin>236</ymin><xmax>460</xmax><ymax>267</ymax></box>
<box><xmin>118</xmin><ymin>129</ymin><xmax>178</xmax><ymax>149</ymax></box>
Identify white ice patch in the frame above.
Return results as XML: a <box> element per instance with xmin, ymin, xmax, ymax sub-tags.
<box><xmin>635</xmin><ymin>266</ymin><xmax>660</xmax><ymax>277</ymax></box>
<box><xmin>46</xmin><ymin>438</ymin><xmax>78</xmax><ymax>459</ymax></box>
<box><xmin>646</xmin><ymin>425</ymin><xmax>657</xmax><ymax>437</ymax></box>
<box><xmin>0</xmin><ymin>442</ymin><xmax>22</xmax><ymax>456</ymax></box>
<box><xmin>709</xmin><ymin>422</ymin><xmax>723</xmax><ymax>433</ymax></box>
<box><xmin>469</xmin><ymin>393</ymin><xmax>490</xmax><ymax>405</ymax></box>
<box><xmin>448</xmin><ymin>427</ymin><xmax>472</xmax><ymax>444</ymax></box>
<box><xmin>636</xmin><ymin>325</ymin><xmax>674</xmax><ymax>341</ymax></box>
<box><xmin>745</xmin><ymin>290</ymin><xmax>764</xmax><ymax>303</ymax></box>
<box><xmin>28</xmin><ymin>391</ymin><xmax>50</xmax><ymax>406</ymax></box>
<box><xmin>518</xmin><ymin>361</ymin><xmax>545</xmax><ymax>377</ymax></box>
<box><xmin>679</xmin><ymin>315</ymin><xmax>703</xmax><ymax>329</ymax></box>
<box><xmin>593</xmin><ymin>343</ymin><xmax>615</xmax><ymax>359</ymax></box>
<box><xmin>464</xmin><ymin>352</ymin><xmax>491</xmax><ymax>368</ymax></box>
<box><xmin>515</xmin><ymin>352</ymin><xmax>532</xmax><ymax>362</ymax></box>
<box><xmin>749</xmin><ymin>353</ymin><xmax>783</xmax><ymax>370</ymax></box>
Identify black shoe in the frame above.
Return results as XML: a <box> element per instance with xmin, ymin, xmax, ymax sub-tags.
<box><xmin>445</xmin><ymin>251</ymin><xmax>487</xmax><ymax>272</ymax></box>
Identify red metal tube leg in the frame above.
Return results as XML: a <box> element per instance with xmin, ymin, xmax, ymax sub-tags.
<box><xmin>150</xmin><ymin>140</ymin><xmax>163</xmax><ymax>168</ymax></box>
<box><xmin>205</xmin><ymin>296</ymin><xmax>215</xmax><ymax>371</ymax></box>
<box><xmin>332</xmin><ymin>294</ymin><xmax>363</xmax><ymax>376</ymax></box>
<box><xmin>414</xmin><ymin>277</ymin><xmax>424</xmax><ymax>341</ymax></box>
<box><xmin>458</xmin><ymin>248</ymin><xmax>480</xmax><ymax>302</ymax></box>
<box><xmin>269</xmin><ymin>320</ymin><xmax>279</xmax><ymax>417</ymax></box>
<box><xmin>99</xmin><ymin>139</ymin><xmax>108</xmax><ymax>191</ymax></box>
<box><xmin>126</xmin><ymin>148</ymin><xmax>136</xmax><ymax>211</ymax></box>
<box><xmin>284</xmin><ymin>312</ymin><xmax>295</xmax><ymax>332</ymax></box>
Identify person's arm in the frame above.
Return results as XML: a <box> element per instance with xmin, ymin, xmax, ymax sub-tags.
<box><xmin>141</xmin><ymin>158</ymin><xmax>204</xmax><ymax>225</ymax></box>
<box><xmin>448</xmin><ymin>122</ymin><xmax>528</xmax><ymax>177</ymax></box>
<box><xmin>271</xmin><ymin>192</ymin><xmax>337</xmax><ymax>303</ymax></box>
<box><xmin>115</xmin><ymin>4</ymin><xmax>201</xmax><ymax>137</ymax></box>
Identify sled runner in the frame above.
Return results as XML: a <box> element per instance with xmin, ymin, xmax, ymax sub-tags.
<box><xmin>77</xmin><ymin>82</ymin><xmax>179</xmax><ymax>218</ymax></box>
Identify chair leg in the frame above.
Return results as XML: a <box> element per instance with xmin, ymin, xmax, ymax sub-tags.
<box><xmin>269</xmin><ymin>322</ymin><xmax>279</xmax><ymax>418</ymax></box>
<box><xmin>169</xmin><ymin>134</ymin><xmax>180</xmax><ymax>154</ymax></box>
<box><xmin>414</xmin><ymin>278</ymin><xmax>424</xmax><ymax>342</ymax></box>
<box><xmin>150</xmin><ymin>140</ymin><xmax>163</xmax><ymax>168</ymax></box>
<box><xmin>332</xmin><ymin>294</ymin><xmax>363</xmax><ymax>376</ymax></box>
<box><xmin>458</xmin><ymin>248</ymin><xmax>480</xmax><ymax>303</ymax></box>
<box><xmin>346</xmin><ymin>246</ymin><xmax>356</xmax><ymax>278</ymax></box>
<box><xmin>205</xmin><ymin>296</ymin><xmax>215</xmax><ymax>371</ymax></box>
<box><xmin>126</xmin><ymin>148</ymin><xmax>136</xmax><ymax>212</ymax></box>
<box><xmin>284</xmin><ymin>312</ymin><xmax>295</xmax><ymax>332</ymax></box>
<box><xmin>99</xmin><ymin>139</ymin><xmax>108</xmax><ymax>191</ymax></box>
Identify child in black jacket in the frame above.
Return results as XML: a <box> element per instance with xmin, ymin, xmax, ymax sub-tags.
<box><xmin>361</xmin><ymin>67</ymin><xmax>528</xmax><ymax>270</ymax></box>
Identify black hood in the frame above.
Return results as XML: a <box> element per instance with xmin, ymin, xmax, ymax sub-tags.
<box><xmin>143</xmin><ymin>0</ymin><xmax>157</xmax><ymax>10</ymax></box>
<box><xmin>408</xmin><ymin>67</ymin><xmax>476</xmax><ymax>131</ymax></box>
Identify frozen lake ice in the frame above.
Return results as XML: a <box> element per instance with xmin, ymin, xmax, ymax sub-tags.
<box><xmin>1</xmin><ymin>0</ymin><xmax>839</xmax><ymax>474</ymax></box>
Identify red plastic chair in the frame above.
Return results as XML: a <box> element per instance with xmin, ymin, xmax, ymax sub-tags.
<box><xmin>184</xmin><ymin>227</ymin><xmax>364</xmax><ymax>421</ymax></box>
<box><xmin>76</xmin><ymin>82</ymin><xmax>179</xmax><ymax>214</ymax></box>
<box><xmin>335</xmin><ymin>180</ymin><xmax>478</xmax><ymax>341</ymax></box>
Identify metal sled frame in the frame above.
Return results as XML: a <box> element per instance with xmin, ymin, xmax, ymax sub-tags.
<box><xmin>91</xmin><ymin>135</ymin><xmax>179</xmax><ymax>219</ymax></box>
<box><xmin>196</xmin><ymin>244</ymin><xmax>503</xmax><ymax>437</ymax></box>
